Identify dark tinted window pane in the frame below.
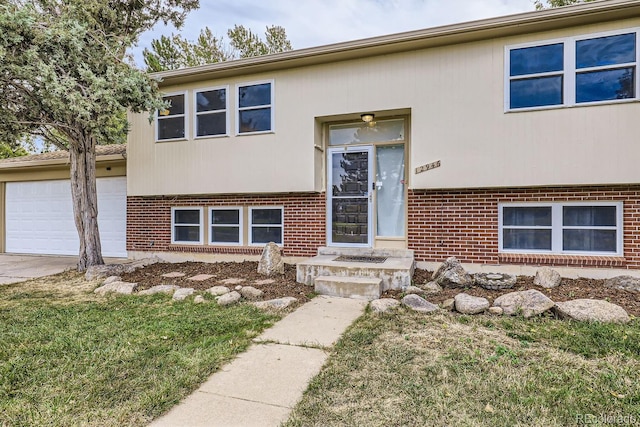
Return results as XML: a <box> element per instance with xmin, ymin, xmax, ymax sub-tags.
<box><xmin>211</xmin><ymin>226</ymin><xmax>240</xmax><ymax>243</ymax></box>
<box><xmin>510</xmin><ymin>76</ymin><xmax>563</xmax><ymax>109</ymax></box>
<box><xmin>576</xmin><ymin>33</ymin><xmax>636</xmax><ymax>69</ymax></box>
<box><xmin>331</xmin><ymin>151</ymin><xmax>369</xmax><ymax>197</ymax></box>
<box><xmin>175</xmin><ymin>226</ymin><xmax>200</xmax><ymax>242</ymax></box>
<box><xmin>503</xmin><ymin>207</ymin><xmax>552</xmax><ymax>227</ymax></box>
<box><xmin>196</xmin><ymin>89</ymin><xmax>226</xmax><ymax>112</ymax></box>
<box><xmin>174</xmin><ymin>209</ymin><xmax>200</xmax><ymax>224</ymax></box>
<box><xmin>510</xmin><ymin>43</ymin><xmax>564</xmax><ymax>76</ymax></box>
<box><xmin>239</xmin><ymin>108</ymin><xmax>271</xmax><ymax>133</ymax></box>
<box><xmin>211</xmin><ymin>209</ymin><xmax>240</xmax><ymax>225</ymax></box>
<box><xmin>161</xmin><ymin>94</ymin><xmax>185</xmax><ymax>115</ymax></box>
<box><xmin>252</xmin><ymin>227</ymin><xmax>282</xmax><ymax>244</ymax></box>
<box><xmin>576</xmin><ymin>67</ymin><xmax>635</xmax><ymax>103</ymax></box>
<box><xmin>503</xmin><ymin>229</ymin><xmax>552</xmax><ymax>250</ymax></box>
<box><xmin>563</xmin><ymin>229</ymin><xmax>617</xmax><ymax>252</ymax></box>
<box><xmin>563</xmin><ymin>206</ymin><xmax>617</xmax><ymax>227</ymax></box>
<box><xmin>252</xmin><ymin>209</ymin><xmax>282</xmax><ymax>225</ymax></box>
<box><xmin>197</xmin><ymin>112</ymin><xmax>226</xmax><ymax>136</ymax></box>
<box><xmin>238</xmin><ymin>83</ymin><xmax>271</xmax><ymax>108</ymax></box>
<box><xmin>158</xmin><ymin>117</ymin><xmax>185</xmax><ymax>140</ymax></box>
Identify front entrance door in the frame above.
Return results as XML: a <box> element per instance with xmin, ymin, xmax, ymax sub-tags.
<box><xmin>328</xmin><ymin>146</ymin><xmax>373</xmax><ymax>246</ymax></box>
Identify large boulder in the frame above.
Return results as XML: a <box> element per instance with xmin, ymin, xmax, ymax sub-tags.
<box><xmin>94</xmin><ymin>281</ymin><xmax>137</xmax><ymax>295</ymax></box>
<box><xmin>370</xmin><ymin>298</ymin><xmax>401</xmax><ymax>314</ymax></box>
<box><xmin>555</xmin><ymin>299</ymin><xmax>630</xmax><ymax>324</ymax></box>
<box><xmin>534</xmin><ymin>267</ymin><xmax>562</xmax><ymax>289</ymax></box>
<box><xmin>401</xmin><ymin>294</ymin><xmax>439</xmax><ymax>313</ymax></box>
<box><xmin>257</xmin><ymin>242</ymin><xmax>284</xmax><ymax>276</ymax></box>
<box><xmin>454</xmin><ymin>293</ymin><xmax>490</xmax><ymax>314</ymax></box>
<box><xmin>604</xmin><ymin>276</ymin><xmax>640</xmax><ymax>292</ymax></box>
<box><xmin>431</xmin><ymin>257</ymin><xmax>473</xmax><ymax>288</ymax></box>
<box><xmin>493</xmin><ymin>289</ymin><xmax>554</xmax><ymax>318</ymax></box>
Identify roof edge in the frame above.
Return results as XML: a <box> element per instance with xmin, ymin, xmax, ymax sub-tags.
<box><xmin>0</xmin><ymin>153</ymin><xmax>126</xmax><ymax>170</ymax></box>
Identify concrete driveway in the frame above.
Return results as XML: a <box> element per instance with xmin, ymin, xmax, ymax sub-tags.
<box><xmin>0</xmin><ymin>254</ymin><xmax>79</xmax><ymax>285</ymax></box>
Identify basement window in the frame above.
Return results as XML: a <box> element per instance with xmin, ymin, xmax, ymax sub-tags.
<box><xmin>171</xmin><ymin>207</ymin><xmax>203</xmax><ymax>244</ymax></box>
<box><xmin>209</xmin><ymin>207</ymin><xmax>242</xmax><ymax>245</ymax></box>
<box><xmin>249</xmin><ymin>207</ymin><xmax>283</xmax><ymax>245</ymax></box>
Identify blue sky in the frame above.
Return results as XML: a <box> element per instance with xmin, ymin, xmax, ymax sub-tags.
<box><xmin>132</xmin><ymin>0</ymin><xmax>538</xmax><ymax>67</ymax></box>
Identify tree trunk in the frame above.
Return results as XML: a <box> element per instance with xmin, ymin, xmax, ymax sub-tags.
<box><xmin>69</xmin><ymin>134</ymin><xmax>104</xmax><ymax>271</ymax></box>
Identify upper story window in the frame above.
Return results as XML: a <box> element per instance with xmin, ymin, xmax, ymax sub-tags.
<box><xmin>237</xmin><ymin>81</ymin><xmax>273</xmax><ymax>134</ymax></box>
<box><xmin>157</xmin><ymin>93</ymin><xmax>187</xmax><ymax>141</ymax></box>
<box><xmin>195</xmin><ymin>87</ymin><xmax>228</xmax><ymax>137</ymax></box>
<box><xmin>506</xmin><ymin>29</ymin><xmax>638</xmax><ymax>111</ymax></box>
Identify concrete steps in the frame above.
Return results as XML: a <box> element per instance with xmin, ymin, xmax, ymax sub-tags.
<box><xmin>314</xmin><ymin>276</ymin><xmax>383</xmax><ymax>300</ymax></box>
<box><xmin>297</xmin><ymin>247</ymin><xmax>415</xmax><ymax>297</ymax></box>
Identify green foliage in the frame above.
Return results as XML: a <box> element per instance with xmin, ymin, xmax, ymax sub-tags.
<box><xmin>143</xmin><ymin>25</ymin><xmax>293</xmax><ymax>72</ymax></box>
<box><xmin>534</xmin><ymin>0</ymin><xmax>595</xmax><ymax>10</ymax></box>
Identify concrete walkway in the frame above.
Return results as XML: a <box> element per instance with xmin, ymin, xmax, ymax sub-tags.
<box><xmin>151</xmin><ymin>295</ymin><xmax>367</xmax><ymax>427</ymax></box>
<box><xmin>0</xmin><ymin>254</ymin><xmax>78</xmax><ymax>284</ymax></box>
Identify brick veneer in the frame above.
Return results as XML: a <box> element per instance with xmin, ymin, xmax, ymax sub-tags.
<box><xmin>408</xmin><ymin>185</ymin><xmax>640</xmax><ymax>269</ymax></box>
<box><xmin>128</xmin><ymin>185</ymin><xmax>640</xmax><ymax>269</ymax></box>
<box><xmin>127</xmin><ymin>193</ymin><xmax>326</xmax><ymax>257</ymax></box>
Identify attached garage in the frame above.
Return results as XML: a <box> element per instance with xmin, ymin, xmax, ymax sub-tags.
<box><xmin>0</xmin><ymin>145</ymin><xmax>127</xmax><ymax>258</ymax></box>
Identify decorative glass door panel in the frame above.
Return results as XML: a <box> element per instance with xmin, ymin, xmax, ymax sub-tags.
<box><xmin>328</xmin><ymin>146</ymin><xmax>373</xmax><ymax>246</ymax></box>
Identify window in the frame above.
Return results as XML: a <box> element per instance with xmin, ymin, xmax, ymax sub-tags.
<box><xmin>209</xmin><ymin>207</ymin><xmax>242</xmax><ymax>245</ymax></box>
<box><xmin>171</xmin><ymin>207</ymin><xmax>203</xmax><ymax>244</ymax></box>
<box><xmin>249</xmin><ymin>207</ymin><xmax>283</xmax><ymax>245</ymax></box>
<box><xmin>506</xmin><ymin>29</ymin><xmax>638</xmax><ymax>110</ymax></box>
<box><xmin>157</xmin><ymin>93</ymin><xmax>187</xmax><ymax>141</ymax></box>
<box><xmin>499</xmin><ymin>203</ymin><xmax>622</xmax><ymax>255</ymax></box>
<box><xmin>237</xmin><ymin>81</ymin><xmax>273</xmax><ymax>134</ymax></box>
<box><xmin>195</xmin><ymin>87</ymin><xmax>228</xmax><ymax>137</ymax></box>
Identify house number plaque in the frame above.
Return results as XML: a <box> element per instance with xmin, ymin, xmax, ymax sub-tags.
<box><xmin>415</xmin><ymin>160</ymin><xmax>441</xmax><ymax>174</ymax></box>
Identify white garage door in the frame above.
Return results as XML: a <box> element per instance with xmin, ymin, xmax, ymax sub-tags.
<box><xmin>5</xmin><ymin>177</ymin><xmax>127</xmax><ymax>257</ymax></box>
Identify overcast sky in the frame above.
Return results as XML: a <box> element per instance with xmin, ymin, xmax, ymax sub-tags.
<box><xmin>132</xmin><ymin>0</ymin><xmax>538</xmax><ymax>67</ymax></box>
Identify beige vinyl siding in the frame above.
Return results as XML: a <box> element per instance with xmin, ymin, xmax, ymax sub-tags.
<box><xmin>127</xmin><ymin>16</ymin><xmax>640</xmax><ymax>197</ymax></box>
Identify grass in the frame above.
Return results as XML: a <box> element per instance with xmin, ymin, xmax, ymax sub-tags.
<box><xmin>0</xmin><ymin>272</ymin><xmax>280</xmax><ymax>426</ymax></box>
<box><xmin>285</xmin><ymin>310</ymin><xmax>640</xmax><ymax>427</ymax></box>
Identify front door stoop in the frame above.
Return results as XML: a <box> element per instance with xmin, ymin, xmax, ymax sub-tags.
<box><xmin>296</xmin><ymin>247</ymin><xmax>415</xmax><ymax>299</ymax></box>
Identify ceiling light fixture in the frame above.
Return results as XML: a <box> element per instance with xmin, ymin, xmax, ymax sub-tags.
<box><xmin>360</xmin><ymin>113</ymin><xmax>375</xmax><ymax>123</ymax></box>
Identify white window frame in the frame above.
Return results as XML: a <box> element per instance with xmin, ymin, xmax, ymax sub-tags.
<box><xmin>505</xmin><ymin>28</ymin><xmax>640</xmax><ymax>112</ymax></box>
<box><xmin>156</xmin><ymin>91</ymin><xmax>188</xmax><ymax>142</ymax></box>
<box><xmin>194</xmin><ymin>86</ymin><xmax>229</xmax><ymax>139</ymax></box>
<box><xmin>248</xmin><ymin>206</ymin><xmax>284</xmax><ymax>246</ymax></box>
<box><xmin>208</xmin><ymin>207</ymin><xmax>243</xmax><ymax>246</ymax></box>
<box><xmin>236</xmin><ymin>79</ymin><xmax>275</xmax><ymax>135</ymax></box>
<box><xmin>498</xmin><ymin>202</ymin><xmax>623</xmax><ymax>256</ymax></box>
<box><xmin>171</xmin><ymin>207</ymin><xmax>203</xmax><ymax>245</ymax></box>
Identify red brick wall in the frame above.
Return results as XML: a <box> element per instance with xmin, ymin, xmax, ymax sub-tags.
<box><xmin>408</xmin><ymin>186</ymin><xmax>640</xmax><ymax>269</ymax></box>
<box><xmin>127</xmin><ymin>193</ymin><xmax>325</xmax><ymax>257</ymax></box>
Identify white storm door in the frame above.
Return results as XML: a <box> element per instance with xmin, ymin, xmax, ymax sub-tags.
<box><xmin>327</xmin><ymin>146</ymin><xmax>374</xmax><ymax>247</ymax></box>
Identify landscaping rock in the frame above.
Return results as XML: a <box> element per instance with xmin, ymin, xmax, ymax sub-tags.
<box><xmin>554</xmin><ymin>299</ymin><xmax>630</xmax><ymax>324</ymax></box>
<box><xmin>441</xmin><ymin>298</ymin><xmax>455</xmax><ymax>311</ymax></box>
<box><xmin>193</xmin><ymin>295</ymin><xmax>206</xmax><ymax>304</ymax></box>
<box><xmin>474</xmin><ymin>272</ymin><xmax>517</xmax><ymax>290</ymax></box>
<box><xmin>239</xmin><ymin>286</ymin><xmax>264</xmax><ymax>300</ymax></box>
<box><xmin>252</xmin><ymin>297</ymin><xmax>298</xmax><ymax>310</ymax></box>
<box><xmin>370</xmin><ymin>298</ymin><xmax>400</xmax><ymax>314</ymax></box>
<box><xmin>188</xmin><ymin>274</ymin><xmax>214</xmax><ymax>281</ymax></box>
<box><xmin>431</xmin><ymin>257</ymin><xmax>473</xmax><ymax>288</ymax></box>
<box><xmin>162</xmin><ymin>272</ymin><xmax>186</xmax><ymax>278</ymax></box>
<box><xmin>86</xmin><ymin>264</ymin><xmax>135</xmax><ymax>281</ymax></box>
<box><xmin>454</xmin><ymin>293</ymin><xmax>490</xmax><ymax>314</ymax></box>
<box><xmin>217</xmin><ymin>291</ymin><xmax>241</xmax><ymax>306</ymax></box>
<box><xmin>534</xmin><ymin>267</ymin><xmax>562</xmax><ymax>289</ymax></box>
<box><xmin>94</xmin><ymin>281</ymin><xmax>137</xmax><ymax>295</ymax></box>
<box><xmin>220</xmin><ymin>278</ymin><xmax>246</xmax><ymax>285</ymax></box>
<box><xmin>235</xmin><ymin>285</ymin><xmax>243</xmax><ymax>291</ymax></box>
<box><xmin>401</xmin><ymin>294</ymin><xmax>439</xmax><ymax>313</ymax></box>
<box><xmin>404</xmin><ymin>285</ymin><xmax>425</xmax><ymax>295</ymax></box>
<box><xmin>604</xmin><ymin>276</ymin><xmax>640</xmax><ymax>292</ymax></box>
<box><xmin>422</xmin><ymin>281</ymin><xmax>442</xmax><ymax>295</ymax></box>
<box><xmin>488</xmin><ymin>307</ymin><xmax>504</xmax><ymax>316</ymax></box>
<box><xmin>173</xmin><ymin>288</ymin><xmax>195</xmax><ymax>301</ymax></box>
<box><xmin>493</xmin><ymin>289</ymin><xmax>554</xmax><ymax>318</ymax></box>
<box><xmin>103</xmin><ymin>276</ymin><xmax>122</xmax><ymax>285</ymax></box>
<box><xmin>206</xmin><ymin>286</ymin><xmax>230</xmax><ymax>296</ymax></box>
<box><xmin>257</xmin><ymin>242</ymin><xmax>284</xmax><ymax>276</ymax></box>
<box><xmin>254</xmin><ymin>279</ymin><xmax>276</xmax><ymax>286</ymax></box>
<box><xmin>138</xmin><ymin>284</ymin><xmax>180</xmax><ymax>296</ymax></box>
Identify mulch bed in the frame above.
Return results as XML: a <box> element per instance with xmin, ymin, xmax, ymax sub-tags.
<box><xmin>121</xmin><ymin>261</ymin><xmax>640</xmax><ymax>317</ymax></box>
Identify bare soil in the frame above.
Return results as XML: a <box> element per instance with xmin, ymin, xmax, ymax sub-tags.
<box><xmin>121</xmin><ymin>261</ymin><xmax>640</xmax><ymax>317</ymax></box>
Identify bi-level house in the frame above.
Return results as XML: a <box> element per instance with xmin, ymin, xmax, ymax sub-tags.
<box><xmin>122</xmin><ymin>0</ymin><xmax>638</xmax><ymax>282</ymax></box>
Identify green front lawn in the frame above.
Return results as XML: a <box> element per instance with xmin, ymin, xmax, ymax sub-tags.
<box><xmin>0</xmin><ymin>272</ymin><xmax>279</xmax><ymax>426</ymax></box>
